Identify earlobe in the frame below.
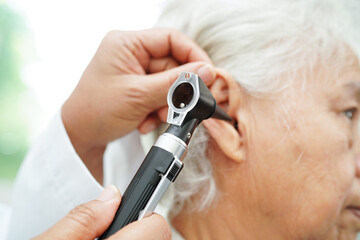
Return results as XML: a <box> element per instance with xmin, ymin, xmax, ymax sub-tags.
<box><xmin>203</xmin><ymin>118</ymin><xmax>245</xmax><ymax>163</ymax></box>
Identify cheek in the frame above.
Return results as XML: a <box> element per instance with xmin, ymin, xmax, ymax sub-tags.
<box><xmin>246</xmin><ymin>114</ymin><xmax>355</xmax><ymax>238</ymax></box>
<box><xmin>292</xmin><ymin>122</ymin><xmax>355</xmax><ymax>236</ymax></box>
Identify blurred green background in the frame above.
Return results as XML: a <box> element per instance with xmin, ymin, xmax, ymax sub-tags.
<box><xmin>0</xmin><ymin>2</ymin><xmax>30</xmax><ymax>180</ymax></box>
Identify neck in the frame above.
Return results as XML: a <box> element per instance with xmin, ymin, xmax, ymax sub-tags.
<box><xmin>172</xmin><ymin>194</ymin><xmax>286</xmax><ymax>240</ymax></box>
<box><xmin>171</xmin><ymin>140</ymin><xmax>285</xmax><ymax>240</ymax></box>
<box><xmin>172</xmin><ymin>205</ymin><xmax>250</xmax><ymax>240</ymax></box>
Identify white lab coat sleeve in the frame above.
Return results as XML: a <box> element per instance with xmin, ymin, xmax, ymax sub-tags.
<box><xmin>6</xmin><ymin>110</ymin><xmax>145</xmax><ymax>240</ymax></box>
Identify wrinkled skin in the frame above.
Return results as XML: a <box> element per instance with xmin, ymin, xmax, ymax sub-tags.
<box><xmin>174</xmin><ymin>60</ymin><xmax>360</xmax><ymax>240</ymax></box>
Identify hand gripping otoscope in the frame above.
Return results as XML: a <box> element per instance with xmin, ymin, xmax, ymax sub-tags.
<box><xmin>99</xmin><ymin>72</ymin><xmax>232</xmax><ymax>239</ymax></box>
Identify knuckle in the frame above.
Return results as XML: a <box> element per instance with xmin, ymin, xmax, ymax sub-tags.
<box><xmin>122</xmin><ymin>80</ymin><xmax>149</xmax><ymax>112</ymax></box>
<box><xmin>168</xmin><ymin>28</ymin><xmax>183</xmax><ymax>40</ymax></box>
<box><xmin>103</xmin><ymin>30</ymin><xmax>126</xmax><ymax>48</ymax></box>
<box><xmin>67</xmin><ymin>204</ymin><xmax>97</xmax><ymax>235</ymax></box>
<box><xmin>104</xmin><ymin>30</ymin><xmax>119</xmax><ymax>42</ymax></box>
<box><xmin>162</xmin><ymin>27</ymin><xmax>181</xmax><ymax>35</ymax></box>
<box><xmin>170</xmin><ymin>28</ymin><xmax>182</xmax><ymax>37</ymax></box>
<box><xmin>124</xmin><ymin>81</ymin><xmax>147</xmax><ymax>101</ymax></box>
<box><xmin>164</xmin><ymin>58</ymin><xmax>178</xmax><ymax>70</ymax></box>
<box><xmin>154</xmin><ymin>27</ymin><xmax>183</xmax><ymax>40</ymax></box>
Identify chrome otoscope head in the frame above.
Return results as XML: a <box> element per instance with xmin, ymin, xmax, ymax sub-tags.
<box><xmin>167</xmin><ymin>72</ymin><xmax>232</xmax><ymax>127</ymax></box>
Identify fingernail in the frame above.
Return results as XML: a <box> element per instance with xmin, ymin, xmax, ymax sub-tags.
<box><xmin>97</xmin><ymin>185</ymin><xmax>118</xmax><ymax>201</ymax></box>
<box><xmin>197</xmin><ymin>64</ymin><xmax>216</xmax><ymax>84</ymax></box>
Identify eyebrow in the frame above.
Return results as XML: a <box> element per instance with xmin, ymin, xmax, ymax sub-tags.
<box><xmin>344</xmin><ymin>82</ymin><xmax>360</xmax><ymax>102</ymax></box>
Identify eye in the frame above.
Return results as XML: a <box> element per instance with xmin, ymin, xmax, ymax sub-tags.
<box><xmin>343</xmin><ymin>108</ymin><xmax>357</xmax><ymax>120</ymax></box>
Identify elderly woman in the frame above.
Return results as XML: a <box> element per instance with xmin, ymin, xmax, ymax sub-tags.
<box><xmin>7</xmin><ymin>0</ymin><xmax>360</xmax><ymax>239</ymax></box>
<box><xmin>155</xmin><ymin>0</ymin><xmax>360</xmax><ymax>239</ymax></box>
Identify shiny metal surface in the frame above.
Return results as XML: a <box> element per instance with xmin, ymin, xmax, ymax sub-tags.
<box><xmin>154</xmin><ymin>133</ymin><xmax>188</xmax><ymax>160</ymax></box>
<box><xmin>138</xmin><ymin>157</ymin><xmax>183</xmax><ymax>220</ymax></box>
<box><xmin>167</xmin><ymin>72</ymin><xmax>200</xmax><ymax>126</ymax></box>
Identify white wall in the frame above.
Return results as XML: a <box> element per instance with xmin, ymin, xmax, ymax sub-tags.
<box><xmin>8</xmin><ymin>0</ymin><xmax>164</xmax><ymax>139</ymax></box>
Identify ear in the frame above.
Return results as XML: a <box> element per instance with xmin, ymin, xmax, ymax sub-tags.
<box><xmin>203</xmin><ymin>68</ymin><xmax>245</xmax><ymax>163</ymax></box>
<box><xmin>209</xmin><ymin>68</ymin><xmax>241</xmax><ymax>115</ymax></box>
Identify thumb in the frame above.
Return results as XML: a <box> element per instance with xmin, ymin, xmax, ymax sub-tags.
<box><xmin>108</xmin><ymin>214</ymin><xmax>172</xmax><ymax>240</ymax></box>
<box><xmin>140</xmin><ymin>61</ymin><xmax>216</xmax><ymax>109</ymax></box>
<box><xmin>33</xmin><ymin>185</ymin><xmax>121</xmax><ymax>240</ymax></box>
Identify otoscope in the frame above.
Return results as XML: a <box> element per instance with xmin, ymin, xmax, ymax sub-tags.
<box><xmin>99</xmin><ymin>72</ymin><xmax>232</xmax><ymax>239</ymax></box>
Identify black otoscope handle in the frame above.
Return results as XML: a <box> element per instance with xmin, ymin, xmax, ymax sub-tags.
<box><xmin>98</xmin><ymin>71</ymin><xmax>232</xmax><ymax>238</ymax></box>
<box><xmin>98</xmin><ymin>146</ymin><xmax>174</xmax><ymax>239</ymax></box>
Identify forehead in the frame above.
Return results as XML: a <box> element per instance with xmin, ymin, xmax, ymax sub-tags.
<box><xmin>345</xmin><ymin>81</ymin><xmax>360</xmax><ymax>89</ymax></box>
<box><xmin>334</xmin><ymin>55</ymin><xmax>360</xmax><ymax>84</ymax></box>
<box><xmin>312</xmin><ymin>52</ymin><xmax>360</xmax><ymax>85</ymax></box>
<box><xmin>344</xmin><ymin>81</ymin><xmax>360</xmax><ymax>101</ymax></box>
<box><xmin>318</xmin><ymin>70</ymin><xmax>360</xmax><ymax>105</ymax></box>
<box><xmin>284</xmin><ymin>60</ymin><xmax>360</xmax><ymax>104</ymax></box>
<box><xmin>311</xmin><ymin>58</ymin><xmax>360</xmax><ymax>96</ymax></box>
<box><xmin>336</xmin><ymin>70</ymin><xmax>360</xmax><ymax>90</ymax></box>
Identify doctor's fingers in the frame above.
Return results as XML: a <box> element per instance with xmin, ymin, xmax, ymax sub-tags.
<box><xmin>108</xmin><ymin>214</ymin><xmax>172</xmax><ymax>240</ymax></box>
<box><xmin>32</xmin><ymin>185</ymin><xmax>121</xmax><ymax>240</ymax></box>
<box><xmin>135</xmin><ymin>61</ymin><xmax>216</xmax><ymax>111</ymax></box>
<box><xmin>137</xmin><ymin>61</ymin><xmax>215</xmax><ymax>134</ymax></box>
<box><xmin>138</xmin><ymin>107</ymin><xmax>168</xmax><ymax>134</ymax></box>
<box><xmin>136</xmin><ymin>62</ymin><xmax>215</xmax><ymax>134</ymax></box>
<box><xmin>123</xmin><ymin>28</ymin><xmax>212</xmax><ymax>66</ymax></box>
<box><xmin>137</xmin><ymin>57</ymin><xmax>184</xmax><ymax>134</ymax></box>
<box><xmin>137</xmin><ymin>112</ymin><xmax>162</xmax><ymax>134</ymax></box>
<box><xmin>148</xmin><ymin>57</ymin><xmax>179</xmax><ymax>73</ymax></box>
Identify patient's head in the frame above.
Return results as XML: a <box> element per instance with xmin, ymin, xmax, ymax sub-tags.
<box><xmin>157</xmin><ymin>0</ymin><xmax>360</xmax><ymax>239</ymax></box>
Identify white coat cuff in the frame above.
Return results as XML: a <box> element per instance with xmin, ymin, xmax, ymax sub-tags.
<box><xmin>51</xmin><ymin>110</ymin><xmax>103</xmax><ymax>207</ymax></box>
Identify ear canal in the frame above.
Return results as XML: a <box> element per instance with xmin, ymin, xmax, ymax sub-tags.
<box><xmin>234</xmin><ymin>120</ymin><xmax>238</xmax><ymax>131</ymax></box>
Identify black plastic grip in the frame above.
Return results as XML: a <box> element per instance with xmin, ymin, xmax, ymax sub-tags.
<box><xmin>98</xmin><ymin>146</ymin><xmax>174</xmax><ymax>239</ymax></box>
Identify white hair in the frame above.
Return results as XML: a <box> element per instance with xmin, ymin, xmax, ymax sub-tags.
<box><xmin>156</xmin><ymin>0</ymin><xmax>360</xmax><ymax>217</ymax></box>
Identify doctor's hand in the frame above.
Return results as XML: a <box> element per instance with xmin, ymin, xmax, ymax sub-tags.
<box><xmin>32</xmin><ymin>185</ymin><xmax>171</xmax><ymax>240</ymax></box>
<box><xmin>61</xmin><ymin>28</ymin><xmax>215</xmax><ymax>182</ymax></box>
